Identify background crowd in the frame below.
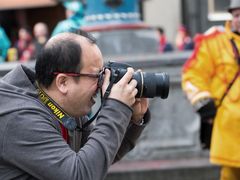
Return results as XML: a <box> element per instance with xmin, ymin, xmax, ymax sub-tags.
<box><xmin>0</xmin><ymin>23</ymin><xmax>194</xmax><ymax>63</ymax></box>
<box><xmin>0</xmin><ymin>1</ymin><xmax>194</xmax><ymax>63</ymax></box>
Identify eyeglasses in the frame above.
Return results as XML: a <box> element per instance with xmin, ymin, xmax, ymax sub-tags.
<box><xmin>53</xmin><ymin>69</ymin><xmax>105</xmax><ymax>88</ymax></box>
<box><xmin>53</xmin><ymin>72</ymin><xmax>100</xmax><ymax>78</ymax></box>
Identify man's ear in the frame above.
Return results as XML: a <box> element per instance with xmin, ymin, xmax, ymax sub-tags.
<box><xmin>55</xmin><ymin>74</ymin><xmax>69</xmax><ymax>94</ymax></box>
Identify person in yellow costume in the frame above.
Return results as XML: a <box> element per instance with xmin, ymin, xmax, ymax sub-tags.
<box><xmin>182</xmin><ymin>0</ymin><xmax>240</xmax><ymax>179</ymax></box>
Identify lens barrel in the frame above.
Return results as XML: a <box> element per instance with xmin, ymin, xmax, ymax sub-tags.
<box><xmin>115</xmin><ymin>69</ymin><xmax>169</xmax><ymax>99</ymax></box>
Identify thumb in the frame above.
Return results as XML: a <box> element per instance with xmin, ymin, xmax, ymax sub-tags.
<box><xmin>101</xmin><ymin>69</ymin><xmax>111</xmax><ymax>95</ymax></box>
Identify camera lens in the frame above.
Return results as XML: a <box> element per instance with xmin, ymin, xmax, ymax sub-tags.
<box><xmin>134</xmin><ymin>72</ymin><xmax>169</xmax><ymax>98</ymax></box>
<box><xmin>155</xmin><ymin>73</ymin><xmax>169</xmax><ymax>98</ymax></box>
<box><xmin>107</xmin><ymin>61</ymin><xmax>170</xmax><ymax>99</ymax></box>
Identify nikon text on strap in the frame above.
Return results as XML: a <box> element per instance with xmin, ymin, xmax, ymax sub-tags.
<box><xmin>36</xmin><ymin>83</ymin><xmax>77</xmax><ymax>131</ymax></box>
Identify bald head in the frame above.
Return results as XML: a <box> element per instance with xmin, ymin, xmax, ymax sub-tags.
<box><xmin>36</xmin><ymin>31</ymin><xmax>99</xmax><ymax>88</ymax></box>
<box><xmin>46</xmin><ymin>32</ymin><xmax>95</xmax><ymax>48</ymax></box>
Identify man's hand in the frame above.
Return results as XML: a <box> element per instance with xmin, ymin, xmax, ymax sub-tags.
<box><xmin>102</xmin><ymin>68</ymin><xmax>138</xmax><ymax>107</ymax></box>
<box><xmin>131</xmin><ymin>98</ymin><xmax>149</xmax><ymax>124</ymax></box>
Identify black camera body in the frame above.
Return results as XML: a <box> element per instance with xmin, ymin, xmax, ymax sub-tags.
<box><xmin>105</xmin><ymin>61</ymin><xmax>169</xmax><ymax>99</ymax></box>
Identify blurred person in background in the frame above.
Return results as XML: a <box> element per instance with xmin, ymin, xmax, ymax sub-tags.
<box><xmin>182</xmin><ymin>0</ymin><xmax>240</xmax><ymax>179</ymax></box>
<box><xmin>0</xmin><ymin>25</ymin><xmax>10</xmax><ymax>63</ymax></box>
<box><xmin>51</xmin><ymin>1</ymin><xmax>85</xmax><ymax>36</ymax></box>
<box><xmin>175</xmin><ymin>25</ymin><xmax>194</xmax><ymax>51</ymax></box>
<box><xmin>15</xmin><ymin>27</ymin><xmax>35</xmax><ymax>62</ymax></box>
<box><xmin>157</xmin><ymin>27</ymin><xmax>174</xmax><ymax>53</ymax></box>
<box><xmin>33</xmin><ymin>22</ymin><xmax>49</xmax><ymax>57</ymax></box>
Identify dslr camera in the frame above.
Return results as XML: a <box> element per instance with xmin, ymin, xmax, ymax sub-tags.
<box><xmin>103</xmin><ymin>61</ymin><xmax>169</xmax><ymax>99</ymax></box>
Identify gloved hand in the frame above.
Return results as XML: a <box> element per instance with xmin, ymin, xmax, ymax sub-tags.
<box><xmin>195</xmin><ymin>98</ymin><xmax>217</xmax><ymax>121</ymax></box>
<box><xmin>194</xmin><ymin>98</ymin><xmax>216</xmax><ymax>149</ymax></box>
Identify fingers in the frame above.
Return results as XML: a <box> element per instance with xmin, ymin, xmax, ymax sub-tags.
<box><xmin>106</xmin><ymin>67</ymin><xmax>139</xmax><ymax>107</ymax></box>
<box><xmin>135</xmin><ymin>98</ymin><xmax>141</xmax><ymax>102</ymax></box>
<box><xmin>131</xmin><ymin>98</ymin><xmax>149</xmax><ymax>122</ymax></box>
<box><xmin>129</xmin><ymin>78</ymin><xmax>138</xmax><ymax>95</ymax></box>
<box><xmin>101</xmin><ymin>69</ymin><xmax>111</xmax><ymax>94</ymax></box>
<box><xmin>117</xmin><ymin>68</ymin><xmax>134</xmax><ymax>85</ymax></box>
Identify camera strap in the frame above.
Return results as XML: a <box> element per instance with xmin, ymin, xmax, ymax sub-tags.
<box><xmin>81</xmin><ymin>69</ymin><xmax>119</xmax><ymax>129</ymax></box>
<box><xmin>36</xmin><ymin>82</ymin><xmax>77</xmax><ymax>131</ymax></box>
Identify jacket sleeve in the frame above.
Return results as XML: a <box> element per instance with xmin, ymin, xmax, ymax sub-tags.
<box><xmin>113</xmin><ymin>109</ymin><xmax>151</xmax><ymax>163</ymax></box>
<box><xmin>182</xmin><ymin>35</ymin><xmax>216</xmax><ymax>106</ymax></box>
<box><xmin>80</xmin><ymin>109</ymin><xmax>151</xmax><ymax>164</ymax></box>
<box><xmin>2</xmin><ymin>99</ymin><xmax>133</xmax><ymax>180</ymax></box>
